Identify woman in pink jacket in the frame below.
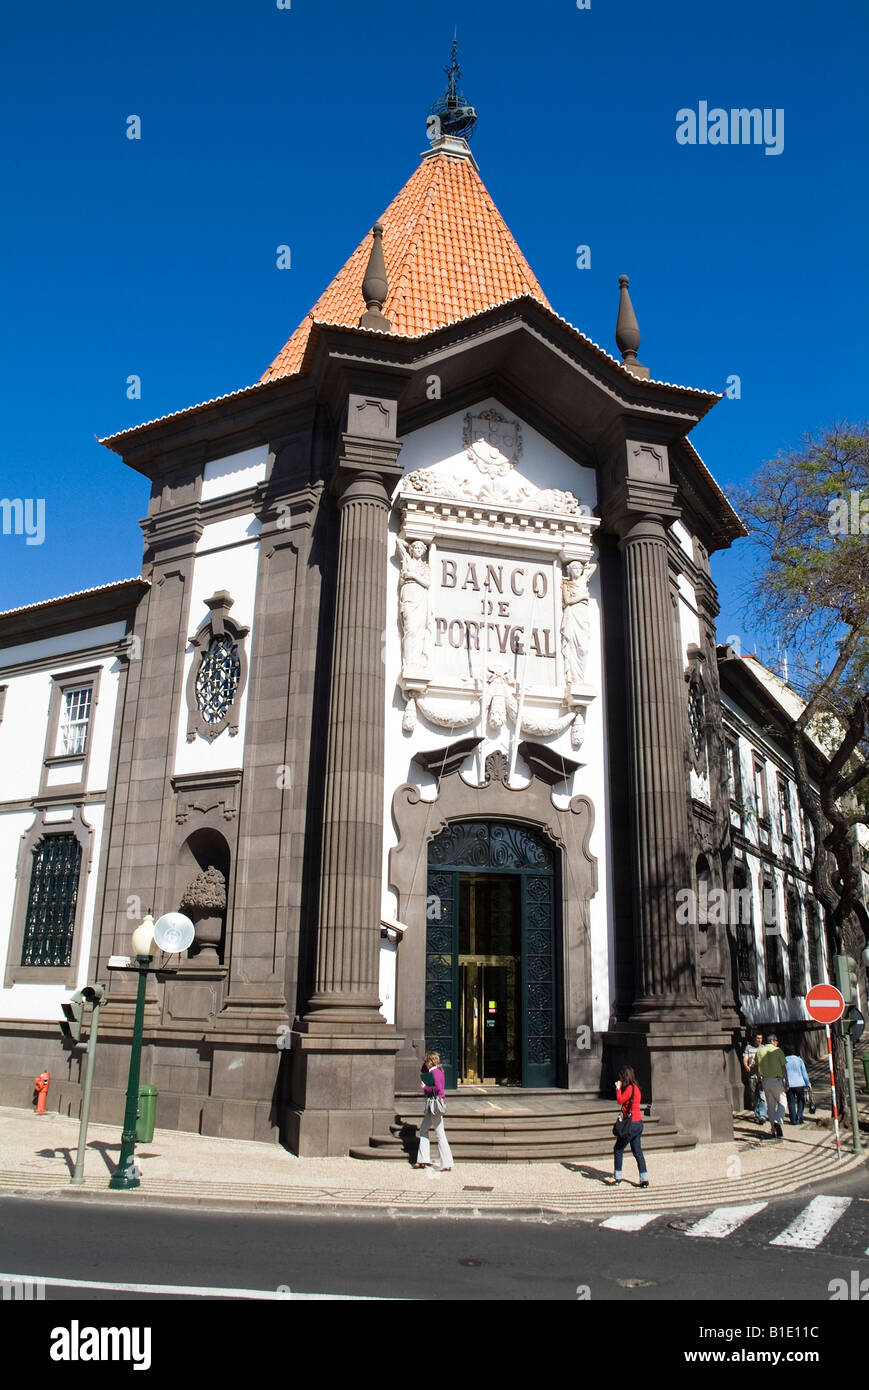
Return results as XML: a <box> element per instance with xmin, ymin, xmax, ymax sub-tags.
<box><xmin>414</xmin><ymin>1051</ymin><xmax>453</xmax><ymax>1171</ymax></box>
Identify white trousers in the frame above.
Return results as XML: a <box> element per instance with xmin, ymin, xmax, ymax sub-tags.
<box><xmin>416</xmin><ymin>1105</ymin><xmax>453</xmax><ymax>1168</ymax></box>
<box><xmin>762</xmin><ymin>1078</ymin><xmax>786</xmax><ymax>1125</ymax></box>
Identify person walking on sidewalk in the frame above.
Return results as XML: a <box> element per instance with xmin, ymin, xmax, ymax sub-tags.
<box><xmin>414</xmin><ymin>1052</ymin><xmax>453</xmax><ymax>1171</ymax></box>
<box><xmin>608</xmin><ymin>1066</ymin><xmax>649</xmax><ymax>1188</ymax></box>
<box><xmin>742</xmin><ymin>1030</ymin><xmax>767</xmax><ymax>1124</ymax></box>
<box><xmin>755</xmin><ymin>1033</ymin><xmax>788</xmax><ymax>1138</ymax></box>
<box><xmin>784</xmin><ymin>1049</ymin><xmax>811</xmax><ymax>1125</ymax></box>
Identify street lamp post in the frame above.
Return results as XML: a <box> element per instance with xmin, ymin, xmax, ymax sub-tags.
<box><xmin>108</xmin><ymin>915</ymin><xmax>156</xmax><ymax>1191</ymax></box>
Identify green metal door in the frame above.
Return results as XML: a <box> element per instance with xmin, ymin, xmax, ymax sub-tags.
<box><xmin>425</xmin><ymin>821</ymin><xmax>558</xmax><ymax>1089</ymax></box>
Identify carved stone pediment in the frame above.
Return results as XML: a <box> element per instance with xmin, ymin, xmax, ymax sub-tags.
<box><xmin>172</xmin><ymin>770</ymin><xmax>241</xmax><ymax>824</ymax></box>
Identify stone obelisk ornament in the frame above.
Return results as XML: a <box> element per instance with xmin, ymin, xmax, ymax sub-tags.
<box><xmin>359</xmin><ymin>223</ymin><xmax>391</xmax><ymax>330</ymax></box>
<box><xmin>615</xmin><ymin>274</ymin><xmax>650</xmax><ymax>379</ymax></box>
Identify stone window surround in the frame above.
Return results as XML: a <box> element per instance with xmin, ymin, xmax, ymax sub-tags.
<box><xmin>4</xmin><ymin>805</ymin><xmax>94</xmax><ymax>987</ymax></box>
<box><xmin>39</xmin><ymin>666</ymin><xmax>102</xmax><ymax>800</ymax></box>
<box><xmin>184</xmin><ymin>590</ymin><xmax>250</xmax><ymax>743</ymax></box>
<box><xmin>388</xmin><ymin>747</ymin><xmax>599</xmax><ymax>1092</ymax></box>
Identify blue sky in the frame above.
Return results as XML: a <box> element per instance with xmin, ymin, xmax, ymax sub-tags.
<box><xmin>1</xmin><ymin>0</ymin><xmax>866</xmax><ymax>657</ymax></box>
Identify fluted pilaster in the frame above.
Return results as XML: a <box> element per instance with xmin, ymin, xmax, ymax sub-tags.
<box><xmin>306</xmin><ymin>460</ymin><xmax>401</xmax><ymax>1024</ymax></box>
<box><xmin>620</xmin><ymin>514</ymin><xmax>701</xmax><ymax>1015</ymax></box>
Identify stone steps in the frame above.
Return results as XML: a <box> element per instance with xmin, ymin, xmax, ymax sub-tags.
<box><xmin>350</xmin><ymin>1095</ymin><xmax>698</xmax><ymax>1161</ymax></box>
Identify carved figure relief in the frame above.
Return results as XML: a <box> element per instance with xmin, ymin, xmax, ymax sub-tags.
<box><xmin>396</xmin><ymin>536</ymin><xmax>432</xmax><ymax>673</ymax></box>
<box><xmin>561</xmin><ymin>560</ymin><xmax>595</xmax><ymax>688</ymax></box>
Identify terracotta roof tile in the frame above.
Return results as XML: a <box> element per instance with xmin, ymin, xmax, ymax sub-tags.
<box><xmin>260</xmin><ymin>147</ymin><xmax>551</xmax><ymax>383</ymax></box>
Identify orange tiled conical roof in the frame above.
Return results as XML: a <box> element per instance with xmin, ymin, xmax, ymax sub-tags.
<box><xmin>260</xmin><ymin>142</ymin><xmax>551</xmax><ymax>383</ymax></box>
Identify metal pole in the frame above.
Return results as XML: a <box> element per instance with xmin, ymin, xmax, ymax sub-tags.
<box><xmin>826</xmin><ymin>1025</ymin><xmax>842</xmax><ymax>1160</ymax></box>
<box><xmin>71</xmin><ymin>991</ymin><xmax>103</xmax><ymax>1186</ymax></box>
<box><xmin>843</xmin><ymin>1031</ymin><xmax>863</xmax><ymax>1156</ymax></box>
<box><xmin>108</xmin><ymin>958</ymin><xmax>150</xmax><ymax>1190</ymax></box>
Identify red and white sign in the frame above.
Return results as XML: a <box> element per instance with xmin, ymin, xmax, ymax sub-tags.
<box><xmin>805</xmin><ymin>983</ymin><xmax>845</xmax><ymax>1024</ymax></box>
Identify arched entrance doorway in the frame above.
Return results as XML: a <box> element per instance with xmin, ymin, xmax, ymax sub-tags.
<box><xmin>425</xmin><ymin>820</ymin><xmax>559</xmax><ymax>1088</ymax></box>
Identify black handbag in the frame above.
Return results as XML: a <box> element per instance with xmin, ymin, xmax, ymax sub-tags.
<box><xmin>613</xmin><ymin>1086</ymin><xmax>635</xmax><ymax>1139</ymax></box>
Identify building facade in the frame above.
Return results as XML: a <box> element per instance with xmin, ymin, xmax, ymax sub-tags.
<box><xmin>1</xmin><ymin>128</ymin><xmax>827</xmax><ymax>1154</ymax></box>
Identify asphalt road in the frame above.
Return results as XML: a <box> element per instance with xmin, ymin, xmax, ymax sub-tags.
<box><xmin>2</xmin><ymin>1165</ymin><xmax>867</xmax><ymax>1305</ymax></box>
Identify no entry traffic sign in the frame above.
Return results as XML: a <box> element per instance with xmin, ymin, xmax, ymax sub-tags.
<box><xmin>805</xmin><ymin>982</ymin><xmax>845</xmax><ymax>1023</ymax></box>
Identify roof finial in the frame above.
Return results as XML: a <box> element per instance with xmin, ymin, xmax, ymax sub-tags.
<box><xmin>359</xmin><ymin>222</ymin><xmax>391</xmax><ymax>330</ymax></box>
<box><xmin>427</xmin><ymin>31</ymin><xmax>477</xmax><ymax>143</ymax></box>
<box><xmin>615</xmin><ymin>274</ymin><xmax>650</xmax><ymax>379</ymax></box>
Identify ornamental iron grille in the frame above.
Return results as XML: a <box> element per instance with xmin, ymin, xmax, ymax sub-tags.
<box><xmin>196</xmin><ymin>635</ymin><xmax>241</xmax><ymax>727</ymax></box>
<box><xmin>425</xmin><ymin>821</ymin><xmax>558</xmax><ymax>1088</ymax></box>
<box><xmin>185</xmin><ymin>591</ymin><xmax>249</xmax><ymax>743</ymax></box>
<box><xmin>688</xmin><ymin>681</ymin><xmax>705</xmax><ymax>764</ymax></box>
<box><xmin>21</xmin><ymin>834</ymin><xmax>82</xmax><ymax>967</ymax></box>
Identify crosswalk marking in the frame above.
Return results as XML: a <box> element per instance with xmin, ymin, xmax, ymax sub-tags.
<box><xmin>685</xmin><ymin>1202</ymin><xmax>768</xmax><ymax>1239</ymax></box>
<box><xmin>600</xmin><ymin>1212</ymin><xmax>661</xmax><ymax>1231</ymax></box>
<box><xmin>769</xmin><ymin>1196</ymin><xmax>852</xmax><ymax>1249</ymax></box>
<box><xmin>596</xmin><ymin>1195</ymin><xmax>864</xmax><ymax>1253</ymax></box>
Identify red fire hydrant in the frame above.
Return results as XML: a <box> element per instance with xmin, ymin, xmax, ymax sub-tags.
<box><xmin>33</xmin><ymin>1070</ymin><xmax>50</xmax><ymax>1114</ymax></box>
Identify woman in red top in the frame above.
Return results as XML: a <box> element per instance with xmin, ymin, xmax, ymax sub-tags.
<box><xmin>610</xmin><ymin>1065</ymin><xmax>649</xmax><ymax>1188</ymax></box>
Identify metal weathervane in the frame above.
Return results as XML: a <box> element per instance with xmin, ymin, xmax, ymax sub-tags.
<box><xmin>427</xmin><ymin>30</ymin><xmax>477</xmax><ymax>143</ymax></box>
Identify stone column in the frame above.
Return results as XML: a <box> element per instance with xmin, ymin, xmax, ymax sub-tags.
<box><xmin>307</xmin><ymin>461</ymin><xmax>399</xmax><ymax>1019</ymax></box>
<box><xmin>619</xmin><ymin>510</ymin><xmax>701</xmax><ymax>1017</ymax></box>
<box><xmin>289</xmin><ymin>394</ymin><xmax>404</xmax><ymax>1155</ymax></box>
<box><xmin>601</xmin><ymin>461</ymin><xmax>732</xmax><ymax>1143</ymax></box>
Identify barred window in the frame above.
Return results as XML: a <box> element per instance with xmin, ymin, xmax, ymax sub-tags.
<box><xmin>732</xmin><ymin>864</ymin><xmax>757</xmax><ymax>994</ymax></box>
<box><xmin>786</xmin><ymin>892</ymin><xmax>805</xmax><ymax>996</ymax></box>
<box><xmin>763</xmin><ymin>878</ymin><xmax>783</xmax><ymax>995</ymax></box>
<box><xmin>754</xmin><ymin>758</ymin><xmax>769</xmax><ymax>822</ymax></box>
<box><xmin>807</xmin><ymin>902</ymin><xmax>824</xmax><ymax>986</ymax></box>
<box><xmin>778</xmin><ymin>775</ymin><xmax>793</xmax><ymax>849</ymax></box>
<box><xmin>58</xmin><ymin>686</ymin><xmax>92</xmax><ymax>755</ymax></box>
<box><xmin>726</xmin><ymin>739</ymin><xmax>742</xmax><ymax>805</ymax></box>
<box><xmin>21</xmin><ymin>834</ymin><xmax>82</xmax><ymax>967</ymax></box>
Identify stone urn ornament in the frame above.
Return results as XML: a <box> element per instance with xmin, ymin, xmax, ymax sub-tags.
<box><xmin>179</xmin><ymin>865</ymin><xmax>227</xmax><ymax>963</ymax></box>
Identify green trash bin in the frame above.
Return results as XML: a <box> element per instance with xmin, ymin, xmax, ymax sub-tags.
<box><xmin>136</xmin><ymin>1084</ymin><xmax>157</xmax><ymax>1143</ymax></box>
<box><xmin>862</xmin><ymin>1054</ymin><xmax>869</xmax><ymax>1094</ymax></box>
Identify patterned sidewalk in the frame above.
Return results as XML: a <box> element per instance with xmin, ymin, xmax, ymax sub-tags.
<box><xmin>0</xmin><ymin>1104</ymin><xmax>863</xmax><ymax>1217</ymax></box>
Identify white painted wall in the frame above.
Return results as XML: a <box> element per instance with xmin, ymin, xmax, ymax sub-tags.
<box><xmin>173</xmin><ymin>515</ymin><xmax>261</xmax><ymax>777</ymax></box>
<box><xmin>0</xmin><ymin>621</ymin><xmax>126</xmax><ymax>672</ymax></box>
<box><xmin>0</xmin><ymin>650</ymin><xmax>125</xmax><ymax>803</ymax></box>
<box><xmin>201</xmin><ymin>445</ymin><xmax>269</xmax><ymax>501</ymax></box>
<box><xmin>379</xmin><ymin>934</ymin><xmax>399</xmax><ymax>1024</ymax></box>
<box><xmin>381</xmin><ymin>399</ymin><xmax>612</xmax><ymax>1031</ymax></box>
